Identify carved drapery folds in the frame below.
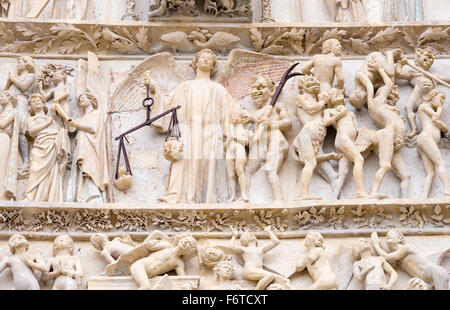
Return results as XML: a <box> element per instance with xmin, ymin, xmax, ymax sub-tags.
<box><xmin>0</xmin><ymin>0</ymin><xmax>448</xmax><ymax>292</ymax></box>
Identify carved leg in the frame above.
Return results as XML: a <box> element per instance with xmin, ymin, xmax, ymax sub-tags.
<box><xmin>391</xmin><ymin>151</ymin><xmax>410</xmax><ymax>198</ymax></box>
<box><xmin>226</xmin><ymin>157</ymin><xmax>237</xmax><ymax>202</ymax></box>
<box><xmin>130</xmin><ymin>262</ymin><xmax>152</xmax><ymax>290</ymax></box>
<box><xmin>417</xmin><ymin>148</ymin><xmax>436</xmax><ymax>198</ymax></box>
<box><xmin>235</xmin><ymin>158</ymin><xmax>248</xmax><ymax>202</ymax></box>
<box><xmin>370</xmin><ymin>132</ymin><xmax>395</xmax><ymax>197</ymax></box>
<box><xmin>429</xmin><ymin>265</ymin><xmax>450</xmax><ymax>290</ymax></box>
<box><xmin>418</xmin><ymin>137</ymin><xmax>450</xmax><ymax>196</ymax></box>
<box><xmin>244</xmin><ymin>144</ymin><xmax>263</xmax><ymax>200</ymax></box>
<box><xmin>298</xmin><ymin>152</ymin><xmax>317</xmax><ymax>200</ymax></box>
<box><xmin>404</xmin><ymin>96</ymin><xmax>420</xmax><ymax>137</ymax></box>
<box><xmin>334</xmin><ymin>156</ymin><xmax>351</xmax><ymax>199</ymax></box>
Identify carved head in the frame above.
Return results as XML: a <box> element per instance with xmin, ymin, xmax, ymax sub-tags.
<box><xmin>349</xmin><ymin>89</ymin><xmax>366</xmax><ymax>109</ymax></box>
<box><xmin>28</xmin><ymin>93</ymin><xmax>48</xmax><ymax>116</ymax></box>
<box><xmin>352</xmin><ymin>238</ymin><xmax>373</xmax><ymax>260</ymax></box>
<box><xmin>407</xmin><ymin>278</ymin><xmax>430</xmax><ymax>290</ymax></box>
<box><xmin>298</xmin><ymin>75</ymin><xmax>320</xmax><ymax>95</ymax></box>
<box><xmin>0</xmin><ymin>90</ymin><xmax>18</xmax><ymax>108</ymax></box>
<box><xmin>415</xmin><ymin>47</ymin><xmax>435</xmax><ymax>70</ymax></box>
<box><xmin>327</xmin><ymin>88</ymin><xmax>345</xmax><ymax>108</ymax></box>
<box><xmin>53</xmin><ymin>234</ymin><xmax>75</xmax><ymax>256</ymax></box>
<box><xmin>199</xmin><ymin>247</ymin><xmax>225</xmax><ymax>268</ymax></box>
<box><xmin>240</xmin><ymin>231</ymin><xmax>257</xmax><ymax>247</ymax></box>
<box><xmin>424</xmin><ymin>89</ymin><xmax>445</xmax><ymax>109</ymax></box>
<box><xmin>385</xmin><ymin>229</ymin><xmax>405</xmax><ymax>246</ymax></box>
<box><xmin>78</xmin><ymin>92</ymin><xmax>98</xmax><ymax>109</ymax></box>
<box><xmin>251</xmin><ymin>75</ymin><xmax>276</xmax><ymax>109</ymax></box>
<box><xmin>177</xmin><ymin>236</ymin><xmax>197</xmax><ymax>258</ymax></box>
<box><xmin>53</xmin><ymin>69</ymin><xmax>67</xmax><ymax>84</ymax></box>
<box><xmin>90</xmin><ymin>233</ymin><xmax>109</xmax><ymax>251</ymax></box>
<box><xmin>191</xmin><ymin>49</ymin><xmax>218</xmax><ymax>77</ymax></box>
<box><xmin>16</xmin><ymin>56</ymin><xmax>35</xmax><ymax>73</ymax></box>
<box><xmin>322</xmin><ymin>39</ymin><xmax>342</xmax><ymax>56</ymax></box>
<box><xmin>9</xmin><ymin>234</ymin><xmax>29</xmax><ymax>255</ymax></box>
<box><xmin>304</xmin><ymin>231</ymin><xmax>324</xmax><ymax>249</ymax></box>
<box><xmin>213</xmin><ymin>257</ymin><xmax>234</xmax><ymax>281</ymax></box>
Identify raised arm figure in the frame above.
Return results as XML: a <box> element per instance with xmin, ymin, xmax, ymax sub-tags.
<box><xmin>352</xmin><ymin>238</ymin><xmax>398</xmax><ymax>290</ymax></box>
<box><xmin>0</xmin><ymin>234</ymin><xmax>46</xmax><ymax>290</ymax></box>
<box><xmin>218</xmin><ymin>226</ymin><xmax>290</xmax><ymax>290</ymax></box>
<box><xmin>371</xmin><ymin>230</ymin><xmax>449</xmax><ymax>290</ymax></box>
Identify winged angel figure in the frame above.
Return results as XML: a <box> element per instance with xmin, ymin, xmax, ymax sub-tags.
<box><xmin>109</xmin><ymin>49</ymin><xmax>298</xmax><ymax>204</ymax></box>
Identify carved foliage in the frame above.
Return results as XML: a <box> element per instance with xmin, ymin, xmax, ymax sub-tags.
<box><xmin>0</xmin><ymin>22</ymin><xmax>448</xmax><ymax>56</ymax></box>
<box><xmin>0</xmin><ymin>204</ymin><xmax>447</xmax><ymax>234</ymax></box>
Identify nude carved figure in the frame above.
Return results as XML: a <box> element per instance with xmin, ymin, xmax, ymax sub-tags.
<box><xmin>218</xmin><ymin>226</ymin><xmax>291</xmax><ymax>290</ymax></box>
<box><xmin>372</xmin><ymin>230</ymin><xmax>449</xmax><ymax>290</ymax></box>
<box><xmin>295</xmin><ymin>231</ymin><xmax>338</xmax><ymax>290</ymax></box>
<box><xmin>352</xmin><ymin>238</ymin><xmax>398</xmax><ymax>290</ymax></box>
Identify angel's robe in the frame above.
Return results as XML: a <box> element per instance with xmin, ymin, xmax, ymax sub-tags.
<box><xmin>154</xmin><ymin>78</ymin><xmax>238</xmax><ymax>204</ymax></box>
<box><xmin>73</xmin><ymin>109</ymin><xmax>109</xmax><ymax>203</ymax></box>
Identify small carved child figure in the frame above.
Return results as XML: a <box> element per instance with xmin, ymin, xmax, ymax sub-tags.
<box><xmin>323</xmin><ymin>88</ymin><xmax>367</xmax><ymax>198</ymax></box>
<box><xmin>225</xmin><ymin>111</ymin><xmax>252</xmax><ymax>202</ymax></box>
<box><xmin>0</xmin><ymin>234</ymin><xmax>47</xmax><ymax>290</ymax></box>
<box><xmin>295</xmin><ymin>231</ymin><xmax>338</xmax><ymax>290</ymax></box>
<box><xmin>90</xmin><ymin>233</ymin><xmax>135</xmax><ymax>265</ymax></box>
<box><xmin>38</xmin><ymin>69</ymin><xmax>72</xmax><ymax>129</ymax></box>
<box><xmin>42</xmin><ymin>235</ymin><xmax>83</xmax><ymax>290</ymax></box>
<box><xmin>415</xmin><ymin>89</ymin><xmax>450</xmax><ymax>198</ymax></box>
<box><xmin>352</xmin><ymin>238</ymin><xmax>398</xmax><ymax>290</ymax></box>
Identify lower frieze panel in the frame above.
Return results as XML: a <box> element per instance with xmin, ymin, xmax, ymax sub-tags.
<box><xmin>0</xmin><ymin>199</ymin><xmax>448</xmax><ymax>290</ymax></box>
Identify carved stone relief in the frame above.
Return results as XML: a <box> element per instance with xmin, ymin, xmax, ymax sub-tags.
<box><xmin>0</xmin><ymin>0</ymin><xmax>448</xmax><ymax>292</ymax></box>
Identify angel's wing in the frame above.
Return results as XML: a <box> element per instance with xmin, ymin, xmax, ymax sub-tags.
<box><xmin>109</xmin><ymin>52</ymin><xmax>186</xmax><ymax>114</ymax></box>
<box><xmin>328</xmin><ymin>244</ymin><xmax>355</xmax><ymax>290</ymax></box>
<box><xmin>217</xmin><ymin>49</ymin><xmax>293</xmax><ymax>100</ymax></box>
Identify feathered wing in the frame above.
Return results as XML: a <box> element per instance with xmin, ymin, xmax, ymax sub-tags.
<box><xmin>109</xmin><ymin>52</ymin><xmax>186</xmax><ymax>114</ymax></box>
<box><xmin>217</xmin><ymin>49</ymin><xmax>293</xmax><ymax>101</ymax></box>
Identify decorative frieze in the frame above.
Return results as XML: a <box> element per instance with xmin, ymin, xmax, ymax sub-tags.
<box><xmin>0</xmin><ymin>20</ymin><xmax>449</xmax><ymax>57</ymax></box>
<box><xmin>0</xmin><ymin>200</ymin><xmax>447</xmax><ymax>236</ymax></box>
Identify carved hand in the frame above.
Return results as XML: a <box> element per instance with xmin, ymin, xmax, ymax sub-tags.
<box><xmin>68</xmin><ymin>119</ymin><xmax>79</xmax><ymax>129</ymax></box>
<box><xmin>143</xmin><ymin>71</ymin><xmax>157</xmax><ymax>94</ymax></box>
<box><xmin>318</xmin><ymin>92</ymin><xmax>330</xmax><ymax>103</ymax></box>
<box><xmin>371</xmin><ymin>231</ymin><xmax>380</xmax><ymax>244</ymax></box>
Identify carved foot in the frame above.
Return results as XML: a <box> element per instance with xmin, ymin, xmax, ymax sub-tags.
<box><xmin>294</xmin><ymin>195</ymin><xmax>322</xmax><ymax>201</ymax></box>
<box><xmin>368</xmin><ymin>193</ymin><xmax>389</xmax><ymax>199</ymax></box>
<box><xmin>227</xmin><ymin>196</ymin><xmax>236</xmax><ymax>203</ymax></box>
<box><xmin>356</xmin><ymin>192</ymin><xmax>368</xmax><ymax>199</ymax></box>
